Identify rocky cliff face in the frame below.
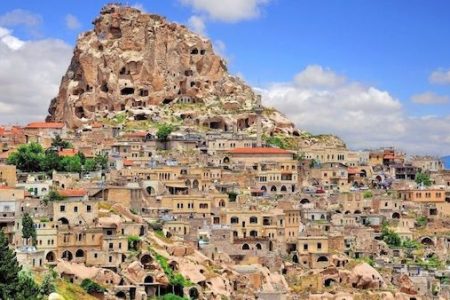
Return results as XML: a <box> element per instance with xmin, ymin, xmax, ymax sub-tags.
<box><xmin>46</xmin><ymin>4</ymin><xmax>297</xmax><ymax>135</ymax></box>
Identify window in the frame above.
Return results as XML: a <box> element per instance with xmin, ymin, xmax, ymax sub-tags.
<box><xmin>109</xmin><ymin>242</ymin><xmax>113</xmax><ymax>250</ymax></box>
<box><xmin>317</xmin><ymin>242</ymin><xmax>322</xmax><ymax>249</ymax></box>
<box><xmin>60</xmin><ymin>205</ymin><xmax>65</xmax><ymax>212</ymax></box>
<box><xmin>74</xmin><ymin>206</ymin><xmax>78</xmax><ymax>213</ymax></box>
<box><xmin>87</xmin><ymin>205</ymin><xmax>92</xmax><ymax>212</ymax></box>
<box><xmin>303</xmin><ymin>244</ymin><xmax>308</xmax><ymax>250</ymax></box>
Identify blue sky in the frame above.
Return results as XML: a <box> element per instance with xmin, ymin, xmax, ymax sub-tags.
<box><xmin>0</xmin><ymin>1</ymin><xmax>449</xmax><ymax>154</ymax></box>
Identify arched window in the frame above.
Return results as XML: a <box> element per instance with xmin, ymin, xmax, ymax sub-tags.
<box><xmin>270</xmin><ymin>186</ymin><xmax>277</xmax><ymax>192</ymax></box>
<box><xmin>256</xmin><ymin>243</ymin><xmax>262</xmax><ymax>250</ymax></box>
<box><xmin>281</xmin><ymin>185</ymin><xmax>287</xmax><ymax>192</ymax></box>
<box><xmin>249</xmin><ymin>216</ymin><xmax>258</xmax><ymax>224</ymax></box>
<box><xmin>230</xmin><ymin>217</ymin><xmax>239</xmax><ymax>224</ymax></box>
<box><xmin>250</xmin><ymin>230</ymin><xmax>258</xmax><ymax>237</ymax></box>
<box><xmin>242</xmin><ymin>243</ymin><xmax>250</xmax><ymax>250</ymax></box>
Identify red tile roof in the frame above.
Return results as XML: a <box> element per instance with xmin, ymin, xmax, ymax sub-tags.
<box><xmin>25</xmin><ymin>122</ymin><xmax>65</xmax><ymax>129</ymax></box>
<box><xmin>58</xmin><ymin>189</ymin><xmax>87</xmax><ymax>197</ymax></box>
<box><xmin>229</xmin><ymin>147</ymin><xmax>291</xmax><ymax>155</ymax></box>
<box><xmin>58</xmin><ymin>148</ymin><xmax>78</xmax><ymax>157</ymax></box>
<box><xmin>347</xmin><ymin>167</ymin><xmax>360</xmax><ymax>175</ymax></box>
<box><xmin>123</xmin><ymin>159</ymin><xmax>133</xmax><ymax>166</ymax></box>
<box><xmin>125</xmin><ymin>131</ymin><xmax>147</xmax><ymax>137</ymax></box>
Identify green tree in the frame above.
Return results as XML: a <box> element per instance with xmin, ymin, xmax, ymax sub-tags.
<box><xmin>40</xmin><ymin>151</ymin><xmax>61</xmax><ymax>173</ymax></box>
<box><xmin>0</xmin><ymin>230</ymin><xmax>22</xmax><ymax>299</ymax></box>
<box><xmin>39</xmin><ymin>272</ymin><xmax>56</xmax><ymax>296</ymax></box>
<box><xmin>381</xmin><ymin>224</ymin><xmax>401</xmax><ymax>247</ymax></box>
<box><xmin>21</xmin><ymin>213</ymin><xmax>37</xmax><ymax>246</ymax></box>
<box><xmin>15</xmin><ymin>270</ymin><xmax>40</xmax><ymax>300</ymax></box>
<box><xmin>84</xmin><ymin>159</ymin><xmax>97</xmax><ymax>172</ymax></box>
<box><xmin>402</xmin><ymin>239</ymin><xmax>421</xmax><ymax>258</ymax></box>
<box><xmin>42</xmin><ymin>190</ymin><xmax>65</xmax><ymax>205</ymax></box>
<box><xmin>60</xmin><ymin>155</ymin><xmax>82</xmax><ymax>173</ymax></box>
<box><xmin>157</xmin><ymin>123</ymin><xmax>175</xmax><ymax>149</ymax></box>
<box><xmin>7</xmin><ymin>143</ymin><xmax>45</xmax><ymax>172</ymax></box>
<box><xmin>51</xmin><ymin>135</ymin><xmax>72</xmax><ymax>149</ymax></box>
<box><xmin>94</xmin><ymin>154</ymin><xmax>108</xmax><ymax>170</ymax></box>
<box><xmin>415</xmin><ymin>172</ymin><xmax>432</xmax><ymax>187</ymax></box>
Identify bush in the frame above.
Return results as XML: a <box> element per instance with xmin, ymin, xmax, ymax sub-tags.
<box><xmin>152</xmin><ymin>250</ymin><xmax>192</xmax><ymax>287</ymax></box>
<box><xmin>227</xmin><ymin>192</ymin><xmax>238</xmax><ymax>202</ymax></box>
<box><xmin>381</xmin><ymin>224</ymin><xmax>401</xmax><ymax>247</ymax></box>
<box><xmin>363</xmin><ymin>191</ymin><xmax>373</xmax><ymax>198</ymax></box>
<box><xmin>80</xmin><ymin>278</ymin><xmax>106</xmax><ymax>294</ymax></box>
<box><xmin>127</xmin><ymin>235</ymin><xmax>140</xmax><ymax>251</ymax></box>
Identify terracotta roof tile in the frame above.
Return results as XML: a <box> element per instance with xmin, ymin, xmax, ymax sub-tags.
<box><xmin>25</xmin><ymin>122</ymin><xmax>65</xmax><ymax>129</ymax></box>
<box><xmin>58</xmin><ymin>189</ymin><xmax>87</xmax><ymax>197</ymax></box>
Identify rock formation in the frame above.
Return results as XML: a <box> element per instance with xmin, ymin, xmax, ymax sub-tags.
<box><xmin>46</xmin><ymin>4</ymin><xmax>297</xmax><ymax>135</ymax></box>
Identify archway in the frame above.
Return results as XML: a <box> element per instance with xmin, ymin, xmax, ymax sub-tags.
<box><xmin>421</xmin><ymin>237</ymin><xmax>434</xmax><ymax>246</ymax></box>
<box><xmin>242</xmin><ymin>244</ymin><xmax>250</xmax><ymax>250</ymax></box>
<box><xmin>292</xmin><ymin>254</ymin><xmax>299</xmax><ymax>263</ymax></box>
<box><xmin>61</xmin><ymin>250</ymin><xmax>73</xmax><ymax>261</ymax></box>
<box><xmin>193</xmin><ymin>180</ymin><xmax>199</xmax><ymax>190</ymax></box>
<box><xmin>46</xmin><ymin>251</ymin><xmax>56</xmax><ymax>262</ymax></box>
<box><xmin>146</xmin><ymin>186</ymin><xmax>155</xmax><ymax>195</ymax></box>
<box><xmin>256</xmin><ymin>243</ymin><xmax>262</xmax><ymax>250</ymax></box>
<box><xmin>324</xmin><ymin>278</ymin><xmax>336</xmax><ymax>287</ymax></box>
<box><xmin>116</xmin><ymin>291</ymin><xmax>126</xmax><ymax>299</ymax></box>
<box><xmin>270</xmin><ymin>186</ymin><xmax>277</xmax><ymax>192</ymax></box>
<box><xmin>141</xmin><ymin>254</ymin><xmax>152</xmax><ymax>267</ymax></box>
<box><xmin>144</xmin><ymin>275</ymin><xmax>154</xmax><ymax>284</ymax></box>
<box><xmin>281</xmin><ymin>185</ymin><xmax>287</xmax><ymax>192</ymax></box>
<box><xmin>75</xmin><ymin>249</ymin><xmax>84</xmax><ymax>258</ymax></box>
<box><xmin>354</xmin><ymin>210</ymin><xmax>362</xmax><ymax>214</ymax></box>
<box><xmin>261</xmin><ymin>186</ymin><xmax>267</xmax><ymax>192</ymax></box>
<box><xmin>392</xmin><ymin>212</ymin><xmax>400</xmax><ymax>219</ymax></box>
<box><xmin>189</xmin><ymin>287</ymin><xmax>199</xmax><ymax>299</ymax></box>
<box><xmin>58</xmin><ymin>217</ymin><xmax>69</xmax><ymax>225</ymax></box>
<box><xmin>300</xmin><ymin>198</ymin><xmax>310</xmax><ymax>204</ymax></box>
<box><xmin>317</xmin><ymin>256</ymin><xmax>328</xmax><ymax>262</ymax></box>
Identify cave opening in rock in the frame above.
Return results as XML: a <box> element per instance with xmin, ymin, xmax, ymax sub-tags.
<box><xmin>121</xmin><ymin>87</ymin><xmax>135</xmax><ymax>95</ymax></box>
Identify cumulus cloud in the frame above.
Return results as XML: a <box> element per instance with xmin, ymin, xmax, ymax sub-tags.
<box><xmin>294</xmin><ymin>65</ymin><xmax>346</xmax><ymax>88</ymax></box>
<box><xmin>180</xmin><ymin>0</ymin><xmax>269</xmax><ymax>22</ymax></box>
<box><xmin>0</xmin><ymin>27</ymin><xmax>25</xmax><ymax>50</ymax></box>
<box><xmin>0</xmin><ymin>9</ymin><xmax>42</xmax><ymax>36</ymax></box>
<box><xmin>0</xmin><ymin>9</ymin><xmax>42</xmax><ymax>27</ymax></box>
<box><xmin>0</xmin><ymin>27</ymin><xmax>72</xmax><ymax>124</ymax></box>
<box><xmin>188</xmin><ymin>15</ymin><xmax>206</xmax><ymax>36</ymax></box>
<box><xmin>411</xmin><ymin>91</ymin><xmax>449</xmax><ymax>105</ymax></box>
<box><xmin>259</xmin><ymin>66</ymin><xmax>450</xmax><ymax>155</ymax></box>
<box><xmin>65</xmin><ymin>14</ymin><xmax>81</xmax><ymax>30</ymax></box>
<box><xmin>429</xmin><ymin>68</ymin><xmax>450</xmax><ymax>85</ymax></box>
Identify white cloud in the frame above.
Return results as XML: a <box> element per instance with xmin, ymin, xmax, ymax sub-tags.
<box><xmin>294</xmin><ymin>65</ymin><xmax>346</xmax><ymax>88</ymax></box>
<box><xmin>429</xmin><ymin>68</ymin><xmax>450</xmax><ymax>85</ymax></box>
<box><xmin>0</xmin><ymin>9</ymin><xmax>42</xmax><ymax>27</ymax></box>
<box><xmin>260</xmin><ymin>65</ymin><xmax>450</xmax><ymax>155</ymax></box>
<box><xmin>180</xmin><ymin>0</ymin><xmax>270</xmax><ymax>22</ymax></box>
<box><xmin>411</xmin><ymin>91</ymin><xmax>449</xmax><ymax>105</ymax></box>
<box><xmin>188</xmin><ymin>15</ymin><xmax>206</xmax><ymax>36</ymax></box>
<box><xmin>0</xmin><ymin>27</ymin><xmax>25</xmax><ymax>50</ymax></box>
<box><xmin>0</xmin><ymin>28</ymin><xmax>72</xmax><ymax>124</ymax></box>
<box><xmin>65</xmin><ymin>14</ymin><xmax>81</xmax><ymax>30</ymax></box>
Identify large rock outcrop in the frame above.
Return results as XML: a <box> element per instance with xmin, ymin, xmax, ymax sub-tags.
<box><xmin>47</xmin><ymin>4</ymin><xmax>296</xmax><ymax>135</ymax></box>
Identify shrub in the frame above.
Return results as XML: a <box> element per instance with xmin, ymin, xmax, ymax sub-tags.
<box><xmin>80</xmin><ymin>278</ymin><xmax>106</xmax><ymax>294</ymax></box>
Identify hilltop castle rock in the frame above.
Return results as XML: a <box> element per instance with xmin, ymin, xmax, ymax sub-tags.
<box><xmin>46</xmin><ymin>4</ymin><xmax>298</xmax><ymax>135</ymax></box>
